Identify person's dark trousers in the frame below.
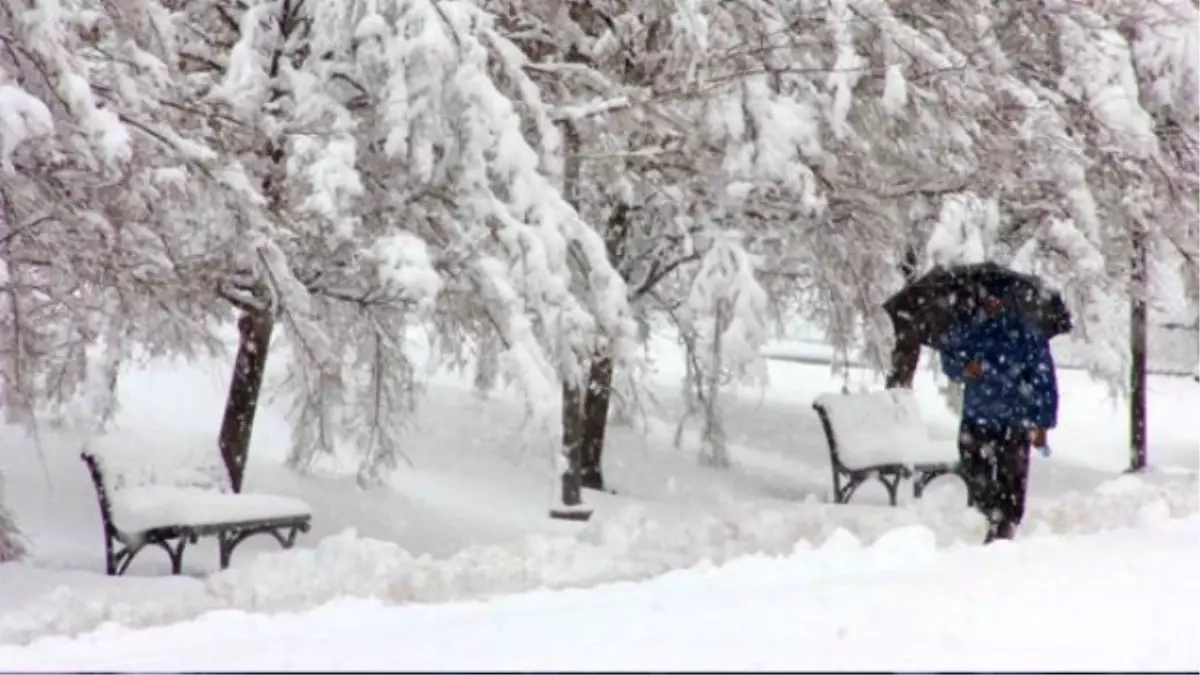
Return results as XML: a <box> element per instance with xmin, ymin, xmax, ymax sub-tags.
<box><xmin>958</xmin><ymin>419</ymin><xmax>1032</xmax><ymax>542</ymax></box>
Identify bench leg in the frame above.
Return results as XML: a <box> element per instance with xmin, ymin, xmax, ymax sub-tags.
<box><xmin>217</xmin><ymin>522</ymin><xmax>308</xmax><ymax>569</ymax></box>
<box><xmin>218</xmin><ymin>531</ymin><xmax>242</xmax><ymax>570</ymax></box>
<box><xmin>112</xmin><ymin>542</ymin><xmax>139</xmax><ymax>576</ymax></box>
<box><xmin>104</xmin><ymin>534</ymin><xmax>118</xmax><ymax>576</ymax></box>
<box><xmin>876</xmin><ymin>472</ymin><xmax>902</xmax><ymax>507</ymax></box>
<box><xmin>216</xmin><ymin>527</ymin><xmax>272</xmax><ymax>569</ymax></box>
<box><xmin>913</xmin><ymin>468</ymin><xmax>973</xmax><ymax>507</ymax></box>
<box><xmin>274</xmin><ymin>524</ymin><xmax>303</xmax><ymax>550</ymax></box>
<box><xmin>914</xmin><ymin>471</ymin><xmax>937</xmax><ymax>500</ymax></box>
<box><xmin>836</xmin><ymin>473</ymin><xmax>867</xmax><ymax>504</ymax></box>
<box><xmin>111</xmin><ymin>536</ymin><xmax>188</xmax><ymax>576</ymax></box>
<box><xmin>158</xmin><ymin>538</ymin><xmax>188</xmax><ymax>575</ymax></box>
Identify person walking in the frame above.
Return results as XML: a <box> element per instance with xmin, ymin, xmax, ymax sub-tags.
<box><xmin>939</xmin><ymin>281</ymin><xmax>1059</xmax><ymax>543</ymax></box>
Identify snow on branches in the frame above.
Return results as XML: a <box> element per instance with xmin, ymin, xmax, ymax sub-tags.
<box><xmin>1</xmin><ymin>0</ymin><xmax>637</xmax><ymax>483</ymax></box>
<box><xmin>677</xmin><ymin>229</ymin><xmax>769</xmax><ymax>468</ymax></box>
<box><xmin>0</xmin><ymin>0</ymin><xmax>1194</xmax><ymax>499</ymax></box>
<box><xmin>0</xmin><ymin>80</ymin><xmax>52</xmax><ymax>173</ymax></box>
<box><xmin>195</xmin><ymin>0</ymin><xmax>641</xmax><ymax>478</ymax></box>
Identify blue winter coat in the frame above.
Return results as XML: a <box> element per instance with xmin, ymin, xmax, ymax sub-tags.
<box><xmin>939</xmin><ymin>306</ymin><xmax>1059</xmax><ymax>429</ymax></box>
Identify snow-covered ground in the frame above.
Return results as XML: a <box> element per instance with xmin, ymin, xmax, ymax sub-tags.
<box><xmin>3</xmin><ymin>515</ymin><xmax>1196</xmax><ymax>671</ymax></box>
<box><xmin>0</xmin><ymin>330</ymin><xmax>1197</xmax><ymax>668</ymax></box>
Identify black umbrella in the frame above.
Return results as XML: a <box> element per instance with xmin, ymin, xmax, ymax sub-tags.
<box><xmin>883</xmin><ymin>261</ymin><xmax>1073</xmax><ymax>349</ymax></box>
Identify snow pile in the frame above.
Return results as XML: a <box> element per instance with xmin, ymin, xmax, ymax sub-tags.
<box><xmin>210</xmin><ymin>533</ymin><xmax>423</xmax><ymax>608</ymax></box>
<box><xmin>1025</xmin><ymin>472</ymin><xmax>1199</xmax><ymax>536</ymax></box>
<box><xmin>208</xmin><ymin>528</ymin><xmax>630</xmax><ymax>612</ymax></box>
<box><xmin>0</xmin><ymin>584</ymin><xmax>224</xmax><ymax>646</ymax></box>
<box><xmin>205</xmin><ymin>496</ymin><xmax>991</xmax><ymax>615</ymax></box>
<box><xmin>1</xmin><ymin>470</ymin><xmax>1193</xmax><ymax>645</ymax></box>
<box><xmin>585</xmin><ymin>497</ymin><xmax>969</xmax><ymax>567</ymax></box>
<box><xmin>2</xmin><ymin>517</ymin><xmax>1196</xmax><ymax>671</ymax></box>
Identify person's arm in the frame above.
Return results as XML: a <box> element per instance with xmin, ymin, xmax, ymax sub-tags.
<box><xmin>939</xmin><ymin>323</ymin><xmax>970</xmax><ymax>382</ymax></box>
<box><xmin>1026</xmin><ymin>332</ymin><xmax>1059</xmax><ymax>430</ymax></box>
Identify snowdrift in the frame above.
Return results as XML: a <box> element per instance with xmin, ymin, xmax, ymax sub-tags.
<box><xmin>2</xmin><ymin>471</ymin><xmax>1193</xmax><ymax>646</ymax></box>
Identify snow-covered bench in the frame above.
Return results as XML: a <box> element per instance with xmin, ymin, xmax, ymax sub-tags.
<box><xmin>812</xmin><ymin>389</ymin><xmax>965</xmax><ymax>506</ymax></box>
<box><xmin>80</xmin><ymin>443</ymin><xmax>312</xmax><ymax>576</ymax></box>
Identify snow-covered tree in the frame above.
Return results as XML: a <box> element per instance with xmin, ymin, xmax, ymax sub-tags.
<box><xmin>2</xmin><ymin>0</ymin><xmax>226</xmax><ymax>549</ymax></box>
<box><xmin>1</xmin><ymin>0</ymin><xmax>230</xmax><ymax>432</ymax></box>
<box><xmin>2</xmin><ymin>0</ymin><xmax>639</xmax><ymax>514</ymax></box>
<box><xmin>158</xmin><ymin>0</ymin><xmax>640</xmax><ymax>494</ymax></box>
<box><xmin>1</xmin><ymin>0</ymin><xmax>1194</xmax><ymax>531</ymax></box>
<box><xmin>676</xmin><ymin>230</ymin><xmax>769</xmax><ymax>468</ymax></box>
<box><xmin>763</xmin><ymin>0</ymin><xmax>1195</xmax><ymax>468</ymax></box>
<box><xmin>762</xmin><ymin>0</ymin><xmax>1193</xmax><ymax>388</ymax></box>
<box><xmin>484</xmin><ymin>0</ymin><xmax>832</xmax><ymax>490</ymax></box>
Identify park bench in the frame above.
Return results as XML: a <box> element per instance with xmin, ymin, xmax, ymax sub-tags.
<box><xmin>812</xmin><ymin>389</ymin><xmax>966</xmax><ymax>506</ymax></box>
<box><xmin>81</xmin><ymin>442</ymin><xmax>312</xmax><ymax>576</ymax></box>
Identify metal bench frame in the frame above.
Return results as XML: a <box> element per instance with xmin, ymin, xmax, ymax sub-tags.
<box><xmin>812</xmin><ymin>400</ymin><xmax>969</xmax><ymax>507</ymax></box>
<box><xmin>81</xmin><ymin>452</ymin><xmax>311</xmax><ymax>576</ymax></box>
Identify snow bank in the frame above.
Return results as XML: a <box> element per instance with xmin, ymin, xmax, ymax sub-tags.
<box><xmin>0</xmin><ymin>584</ymin><xmax>224</xmax><ymax>646</ymax></box>
<box><xmin>1028</xmin><ymin>472</ymin><xmax>1197</xmax><ymax>534</ymax></box>
<box><xmin>1</xmin><ymin>471</ymin><xmax>1194</xmax><ymax>646</ymax></box>
<box><xmin>6</xmin><ymin>518</ymin><xmax>1195</xmax><ymax>672</ymax></box>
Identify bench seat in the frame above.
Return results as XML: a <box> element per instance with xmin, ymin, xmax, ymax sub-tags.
<box><xmin>81</xmin><ymin>442</ymin><xmax>312</xmax><ymax>576</ymax></box>
<box><xmin>812</xmin><ymin>389</ymin><xmax>967</xmax><ymax>506</ymax></box>
<box><xmin>110</xmin><ymin>487</ymin><xmax>311</xmax><ymax>538</ymax></box>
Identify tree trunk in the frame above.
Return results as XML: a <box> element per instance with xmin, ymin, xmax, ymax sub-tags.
<box><xmin>473</xmin><ymin>336</ymin><xmax>499</xmax><ymax>398</ymax></box>
<box><xmin>698</xmin><ymin>298</ymin><xmax>730</xmax><ymax>468</ymax></box>
<box><xmin>673</xmin><ymin>327</ymin><xmax>702</xmax><ymax>449</ymax></box>
<box><xmin>577</xmin><ymin>204</ymin><xmax>631</xmax><ymax>491</ymax></box>
<box><xmin>580</xmin><ymin>355</ymin><xmax>614</xmax><ymax>491</ymax></box>
<box><xmin>218</xmin><ymin>310</ymin><xmax>274</xmax><ymax>493</ymax></box>
<box><xmin>886</xmin><ymin>333</ymin><xmax>922</xmax><ymax>389</ymax></box>
<box><xmin>558</xmin><ymin>381</ymin><xmax>585</xmax><ymax>509</ymax></box>
<box><xmin>547</xmin><ymin>116</ymin><xmax>591</xmax><ymax>518</ymax></box>
<box><xmin>1129</xmin><ymin>225</ymin><xmax>1148</xmax><ymax>472</ymax></box>
<box><xmin>886</xmin><ymin>244</ymin><xmax>922</xmax><ymax>389</ymax></box>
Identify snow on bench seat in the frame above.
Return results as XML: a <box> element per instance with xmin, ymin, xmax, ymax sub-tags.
<box><xmin>811</xmin><ymin>389</ymin><xmax>964</xmax><ymax>506</ymax></box>
<box><xmin>109</xmin><ymin>487</ymin><xmax>312</xmax><ymax>537</ymax></box>
<box><xmin>812</xmin><ymin>389</ymin><xmax>958</xmax><ymax>471</ymax></box>
<box><xmin>81</xmin><ymin>433</ymin><xmax>312</xmax><ymax>575</ymax></box>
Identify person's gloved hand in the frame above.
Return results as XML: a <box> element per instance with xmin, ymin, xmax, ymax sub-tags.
<box><xmin>1030</xmin><ymin>427</ymin><xmax>1048</xmax><ymax>448</ymax></box>
<box><xmin>964</xmin><ymin>361</ymin><xmax>984</xmax><ymax>379</ymax></box>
